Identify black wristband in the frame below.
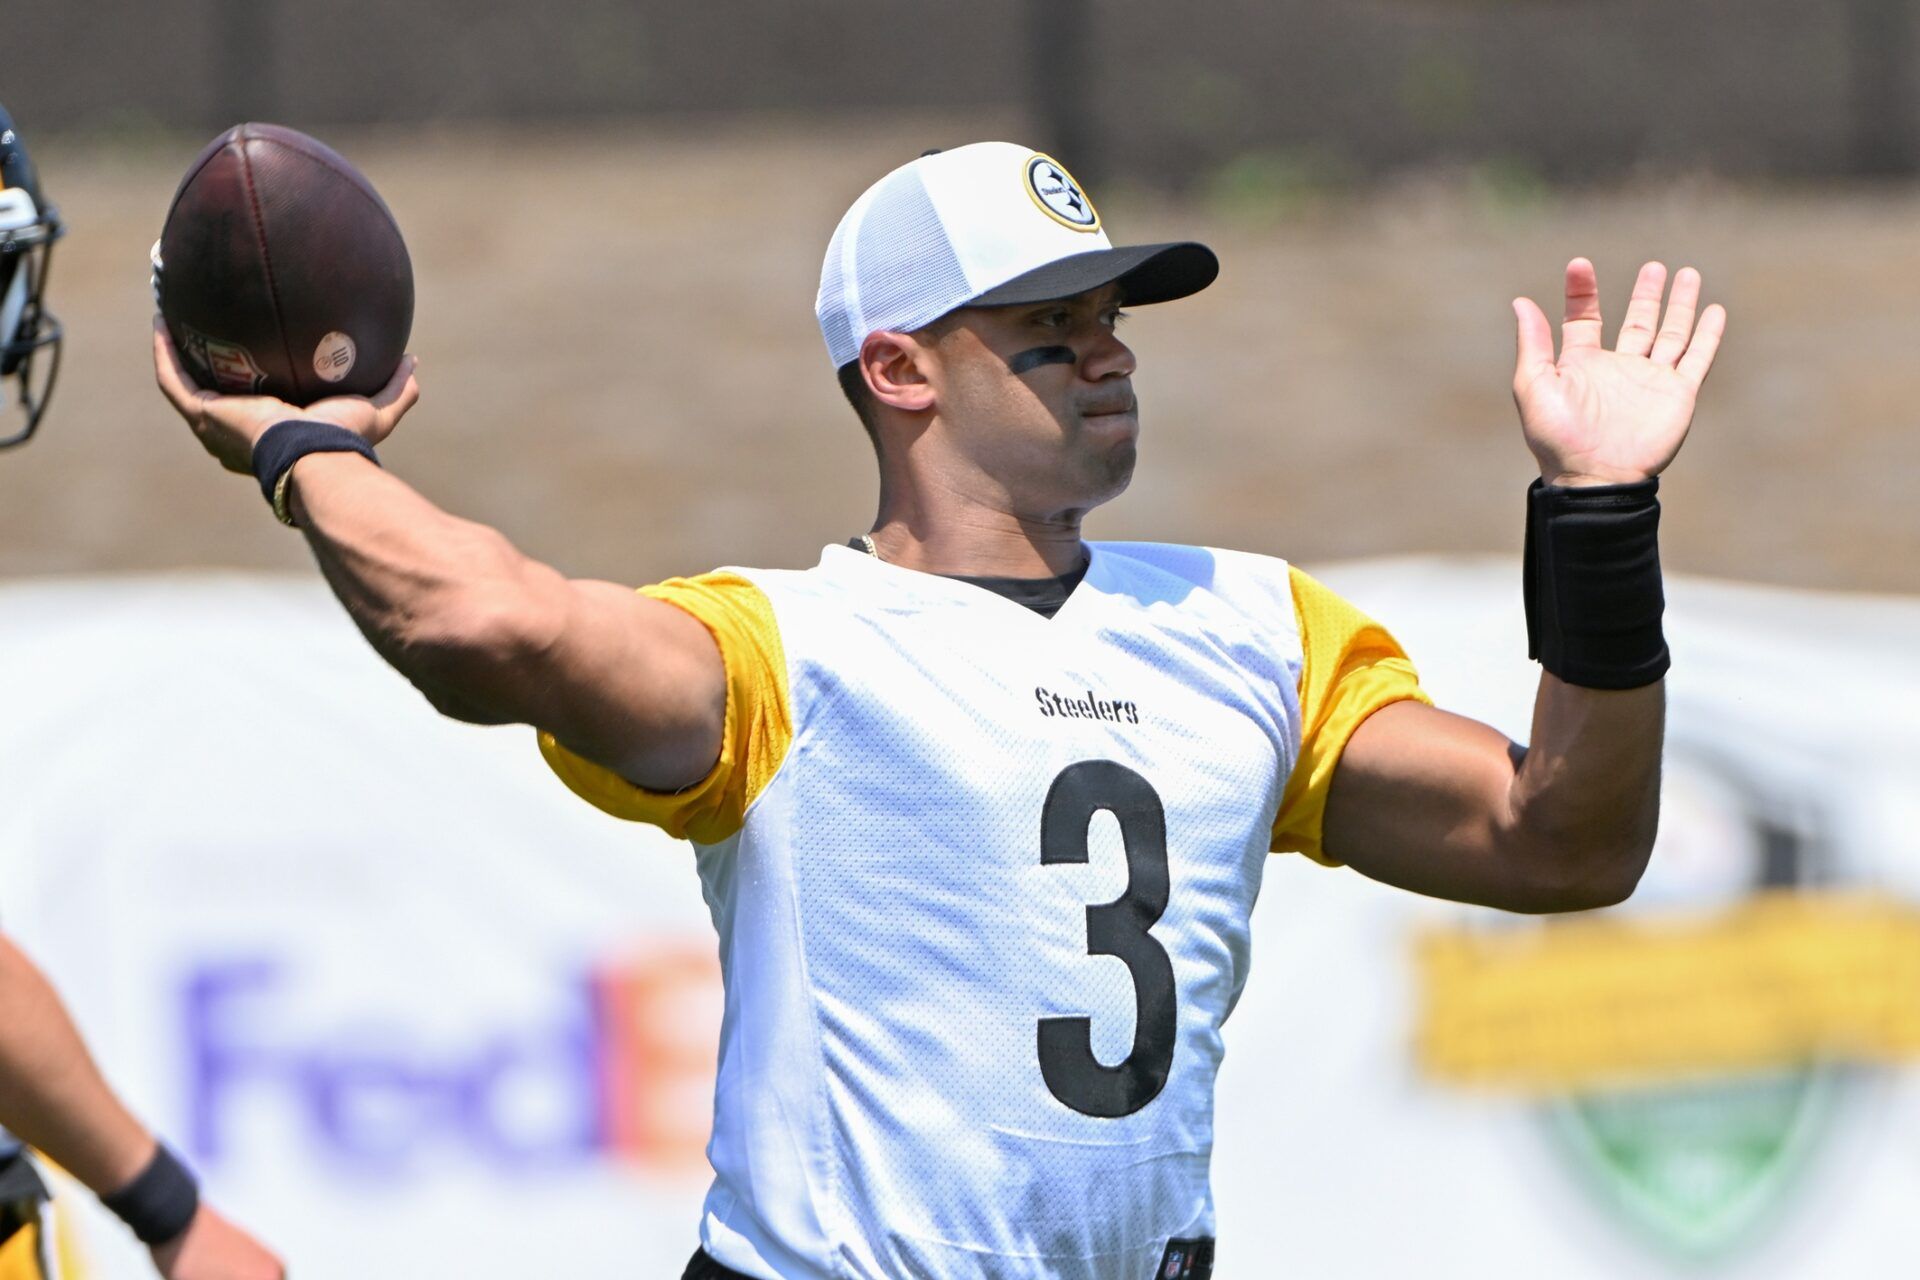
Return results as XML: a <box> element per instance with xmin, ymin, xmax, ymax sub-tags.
<box><xmin>250</xmin><ymin>419</ymin><xmax>380</xmax><ymax>507</ymax></box>
<box><xmin>101</xmin><ymin>1143</ymin><xmax>199</xmax><ymax>1246</ymax></box>
<box><xmin>1523</xmin><ymin>477</ymin><xmax>1670</xmax><ymax>689</ymax></box>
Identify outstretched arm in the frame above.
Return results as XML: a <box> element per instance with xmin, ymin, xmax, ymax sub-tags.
<box><xmin>0</xmin><ymin>936</ymin><xmax>282</xmax><ymax>1279</ymax></box>
<box><xmin>153</xmin><ymin>323</ymin><xmax>726</xmax><ymax>791</ymax></box>
<box><xmin>1322</xmin><ymin>259</ymin><xmax>1725</xmax><ymax>913</ymax></box>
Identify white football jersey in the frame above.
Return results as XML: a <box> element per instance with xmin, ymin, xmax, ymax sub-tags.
<box><xmin>541</xmin><ymin>541</ymin><xmax>1426</xmax><ymax>1279</ymax></box>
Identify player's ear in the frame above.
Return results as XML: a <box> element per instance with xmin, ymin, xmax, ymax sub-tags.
<box><xmin>860</xmin><ymin>332</ymin><xmax>936</xmax><ymax>416</ymax></box>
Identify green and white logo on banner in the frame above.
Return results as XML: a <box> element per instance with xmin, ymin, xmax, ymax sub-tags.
<box><xmin>1548</xmin><ymin>1069</ymin><xmax>1835</xmax><ymax>1259</ymax></box>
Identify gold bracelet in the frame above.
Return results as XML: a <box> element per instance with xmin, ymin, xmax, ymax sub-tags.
<box><xmin>271</xmin><ymin>467</ymin><xmax>299</xmax><ymax>527</ymax></box>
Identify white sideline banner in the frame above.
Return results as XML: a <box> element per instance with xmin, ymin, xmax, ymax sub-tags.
<box><xmin>1</xmin><ymin>561</ymin><xmax>1916</xmax><ymax>1278</ymax></box>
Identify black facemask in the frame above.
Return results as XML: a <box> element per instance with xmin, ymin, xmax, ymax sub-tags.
<box><xmin>0</xmin><ymin>226</ymin><xmax>62</xmax><ymax>449</ymax></box>
<box><xmin>0</xmin><ymin>103</ymin><xmax>64</xmax><ymax>449</ymax></box>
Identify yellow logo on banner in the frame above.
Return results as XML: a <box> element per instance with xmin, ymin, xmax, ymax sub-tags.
<box><xmin>1416</xmin><ymin>890</ymin><xmax>1920</xmax><ymax>1093</ymax></box>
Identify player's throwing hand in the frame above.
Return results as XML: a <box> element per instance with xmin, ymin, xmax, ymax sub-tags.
<box><xmin>1511</xmin><ymin>258</ymin><xmax>1726</xmax><ymax>488</ymax></box>
<box><xmin>152</xmin><ymin>318</ymin><xmax>419</xmax><ymax>475</ymax></box>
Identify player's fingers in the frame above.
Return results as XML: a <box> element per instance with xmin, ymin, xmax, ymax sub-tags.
<box><xmin>1675</xmin><ymin>302</ymin><xmax>1727</xmax><ymax>389</ymax></box>
<box><xmin>1560</xmin><ymin>257</ymin><xmax>1604</xmax><ymax>350</ymax></box>
<box><xmin>370</xmin><ymin>355</ymin><xmax>418</xmax><ymax>409</ymax></box>
<box><xmin>1613</xmin><ymin>261</ymin><xmax>1667</xmax><ymax>357</ymax></box>
<box><xmin>371</xmin><ymin>356</ymin><xmax>420</xmax><ymax>433</ymax></box>
<box><xmin>1512</xmin><ymin>297</ymin><xmax>1556</xmax><ymax>389</ymax></box>
<box><xmin>151</xmin><ymin>317</ymin><xmax>206</xmax><ymax>417</ymax></box>
<box><xmin>1650</xmin><ymin>266</ymin><xmax>1702</xmax><ymax>366</ymax></box>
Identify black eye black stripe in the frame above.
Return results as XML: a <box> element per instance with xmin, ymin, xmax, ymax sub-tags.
<box><xmin>1007</xmin><ymin>345</ymin><xmax>1076</xmax><ymax>375</ymax></box>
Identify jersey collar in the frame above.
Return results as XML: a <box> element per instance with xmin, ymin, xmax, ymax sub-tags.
<box><xmin>819</xmin><ymin>541</ymin><xmax>1105</xmax><ymax>624</ymax></box>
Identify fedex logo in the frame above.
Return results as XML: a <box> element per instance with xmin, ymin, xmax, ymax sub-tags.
<box><xmin>181</xmin><ymin>948</ymin><xmax>719</xmax><ymax>1179</ymax></box>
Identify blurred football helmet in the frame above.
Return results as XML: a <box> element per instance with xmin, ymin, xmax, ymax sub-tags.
<box><xmin>0</xmin><ymin>102</ymin><xmax>63</xmax><ymax>448</ymax></box>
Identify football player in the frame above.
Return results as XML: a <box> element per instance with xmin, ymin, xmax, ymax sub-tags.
<box><xmin>0</xmin><ymin>102</ymin><xmax>283</xmax><ymax>1280</ymax></box>
<box><xmin>157</xmin><ymin>141</ymin><xmax>1722</xmax><ymax>1279</ymax></box>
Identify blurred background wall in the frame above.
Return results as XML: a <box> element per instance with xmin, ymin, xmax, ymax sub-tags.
<box><xmin>10</xmin><ymin>0</ymin><xmax>1920</xmax><ymax>182</ymax></box>
<box><xmin>11</xmin><ymin>0</ymin><xmax>1920</xmax><ymax>181</ymax></box>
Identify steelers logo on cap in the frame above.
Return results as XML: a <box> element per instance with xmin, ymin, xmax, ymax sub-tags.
<box><xmin>1024</xmin><ymin>153</ymin><xmax>1101</xmax><ymax>232</ymax></box>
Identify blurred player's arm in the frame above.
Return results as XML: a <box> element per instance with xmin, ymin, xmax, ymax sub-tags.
<box><xmin>1321</xmin><ymin>257</ymin><xmax>1724</xmax><ymax>914</ymax></box>
<box><xmin>152</xmin><ymin>323</ymin><xmax>725</xmax><ymax>793</ymax></box>
<box><xmin>0</xmin><ymin>934</ymin><xmax>151</xmax><ymax>1197</ymax></box>
<box><xmin>0</xmin><ymin>936</ymin><xmax>283</xmax><ymax>1280</ymax></box>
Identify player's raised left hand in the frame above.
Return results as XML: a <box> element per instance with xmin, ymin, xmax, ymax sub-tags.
<box><xmin>154</xmin><ymin>318</ymin><xmax>420</xmax><ymax>475</ymax></box>
<box><xmin>1511</xmin><ymin>258</ymin><xmax>1725</xmax><ymax>487</ymax></box>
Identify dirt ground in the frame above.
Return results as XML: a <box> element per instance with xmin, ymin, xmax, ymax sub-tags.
<box><xmin>4</xmin><ymin>115</ymin><xmax>1917</xmax><ymax>595</ymax></box>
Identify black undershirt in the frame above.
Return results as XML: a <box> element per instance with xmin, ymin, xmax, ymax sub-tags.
<box><xmin>846</xmin><ymin>538</ymin><xmax>1088</xmax><ymax>619</ymax></box>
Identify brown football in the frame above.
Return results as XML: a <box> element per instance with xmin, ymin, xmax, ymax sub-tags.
<box><xmin>155</xmin><ymin>123</ymin><xmax>412</xmax><ymax>405</ymax></box>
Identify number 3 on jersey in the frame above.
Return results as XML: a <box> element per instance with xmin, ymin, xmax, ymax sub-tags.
<box><xmin>1038</xmin><ymin>759</ymin><xmax>1177</xmax><ymax>1118</ymax></box>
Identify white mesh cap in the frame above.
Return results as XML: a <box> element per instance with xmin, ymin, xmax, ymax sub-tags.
<box><xmin>816</xmin><ymin>141</ymin><xmax>1216</xmax><ymax>368</ymax></box>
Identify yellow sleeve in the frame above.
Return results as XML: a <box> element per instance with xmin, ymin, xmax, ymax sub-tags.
<box><xmin>1271</xmin><ymin>566</ymin><xmax>1432</xmax><ymax>866</ymax></box>
<box><xmin>536</xmin><ymin>571</ymin><xmax>792</xmax><ymax>845</ymax></box>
